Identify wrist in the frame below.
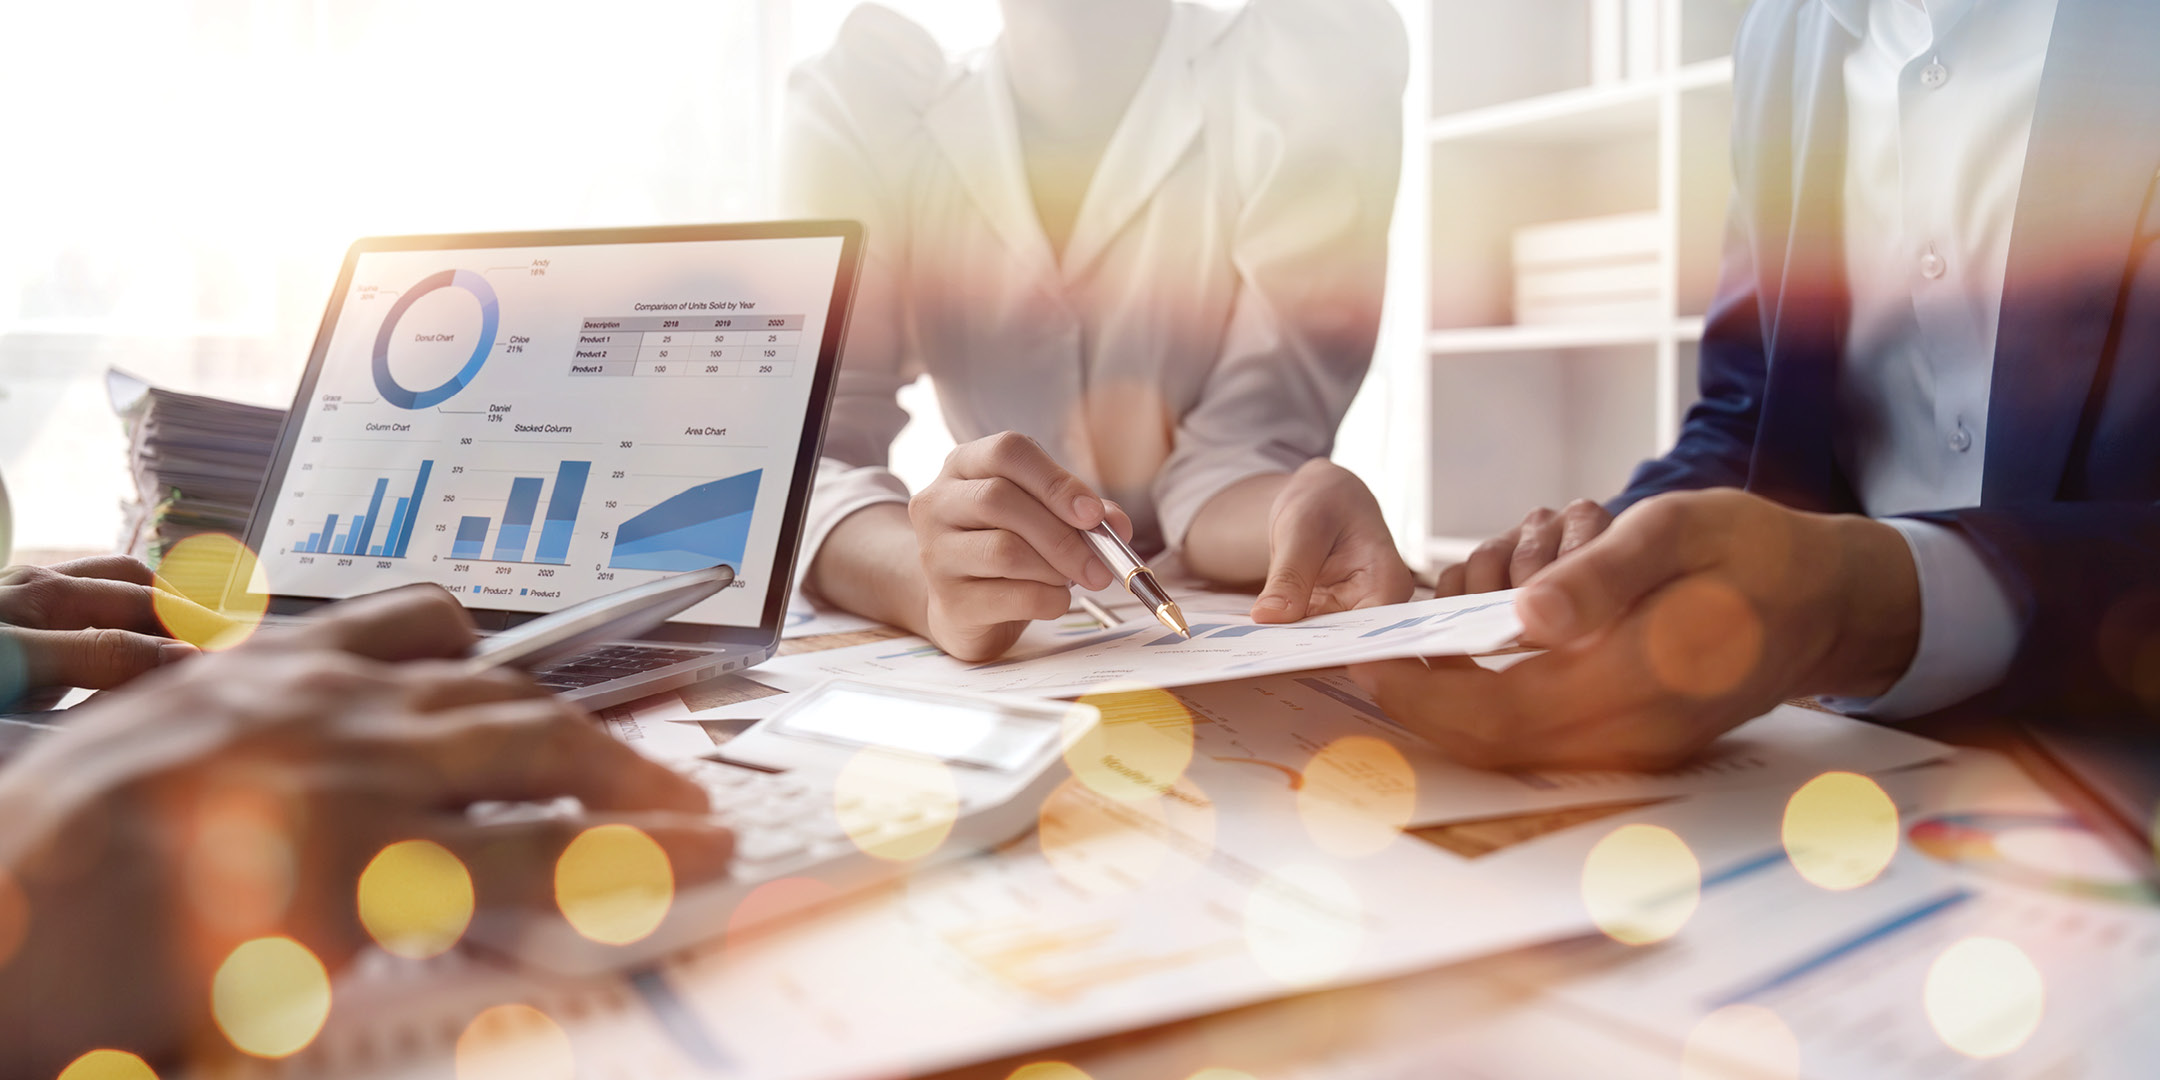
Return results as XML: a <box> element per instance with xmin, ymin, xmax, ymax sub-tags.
<box><xmin>1818</xmin><ymin>514</ymin><xmax>1922</xmax><ymax>697</ymax></box>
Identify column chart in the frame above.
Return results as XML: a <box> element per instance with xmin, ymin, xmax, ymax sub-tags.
<box><xmin>445</xmin><ymin>461</ymin><xmax>591</xmax><ymax>565</ymax></box>
<box><xmin>295</xmin><ymin>461</ymin><xmax>435</xmax><ymax>558</ymax></box>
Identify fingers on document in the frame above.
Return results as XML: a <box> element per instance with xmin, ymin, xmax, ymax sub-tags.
<box><xmin>1254</xmin><ymin>514</ymin><xmax>1331</xmax><ymax>623</ymax></box>
<box><xmin>1518</xmin><ymin>495</ymin><xmax>1702</xmax><ymax>645</ymax></box>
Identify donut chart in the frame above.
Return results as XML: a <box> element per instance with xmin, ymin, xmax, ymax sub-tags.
<box><xmin>371</xmin><ymin>269</ymin><xmax>500</xmax><ymax>409</ymax></box>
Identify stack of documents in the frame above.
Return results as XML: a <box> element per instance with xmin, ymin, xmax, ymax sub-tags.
<box><xmin>107</xmin><ymin>369</ymin><xmax>285</xmax><ymax>561</ymax></box>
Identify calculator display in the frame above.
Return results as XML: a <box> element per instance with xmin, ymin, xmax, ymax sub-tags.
<box><xmin>770</xmin><ymin>685</ymin><xmax>1065</xmax><ymax>771</ymax></box>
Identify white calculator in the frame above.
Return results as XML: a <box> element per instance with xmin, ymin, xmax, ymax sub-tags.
<box><xmin>468</xmin><ymin>681</ymin><xmax>1098</xmax><ymax>975</ymax></box>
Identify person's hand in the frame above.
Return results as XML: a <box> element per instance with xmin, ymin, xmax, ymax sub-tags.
<box><xmin>0</xmin><ymin>586</ymin><xmax>731</xmax><ymax>1075</ymax></box>
<box><xmin>908</xmin><ymin>432</ymin><xmax>1134</xmax><ymax>661</ymax></box>
<box><xmin>0</xmin><ymin>556</ymin><xmax>206</xmax><ymax>707</ymax></box>
<box><xmin>1436</xmin><ymin>499</ymin><xmax>1613</xmax><ymax>597</ymax></box>
<box><xmin>1251</xmin><ymin>460</ymin><xmax>1412</xmax><ymax>622</ymax></box>
<box><xmin>1349</xmin><ymin>490</ymin><xmax>1920</xmax><ymax>770</ymax></box>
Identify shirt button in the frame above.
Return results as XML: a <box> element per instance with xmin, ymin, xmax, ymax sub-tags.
<box><xmin>1950</xmin><ymin>423</ymin><xmax>1973</xmax><ymax>453</ymax></box>
<box><xmin>1920</xmin><ymin>249</ymin><xmax>1947</xmax><ymax>279</ymax></box>
<box><xmin>1921</xmin><ymin>61</ymin><xmax>1949</xmax><ymax>88</ymax></box>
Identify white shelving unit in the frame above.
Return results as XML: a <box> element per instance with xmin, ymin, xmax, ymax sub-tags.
<box><xmin>1374</xmin><ymin>0</ymin><xmax>1749</xmax><ymax>568</ymax></box>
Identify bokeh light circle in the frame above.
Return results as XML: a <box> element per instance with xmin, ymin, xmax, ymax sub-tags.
<box><xmin>725</xmin><ymin>876</ymin><xmax>842</xmax><ymax>944</ymax></box>
<box><xmin>554</xmin><ymin>824</ymin><xmax>674</xmax><ymax>946</ymax></box>
<box><xmin>211</xmin><ymin>935</ymin><xmax>332</xmax><ymax>1058</ymax></box>
<box><xmin>834</xmin><ymin>747</ymin><xmax>961</xmax><ymax>862</ymax></box>
<box><xmin>1642</xmin><ymin>578</ymin><xmax>1763</xmax><ymax>698</ymax></box>
<box><xmin>1006</xmin><ymin>1062</ymin><xmax>1092</xmax><ymax>1080</ymax></box>
<box><xmin>151</xmin><ymin>532</ymin><xmax>266</xmax><ymax>651</ymax></box>
<box><xmin>1782</xmin><ymin>771</ymin><xmax>1899</xmax><ymax>890</ymax></box>
<box><xmin>1243</xmin><ymin>864</ymin><xmax>1364</xmax><ymax>986</ymax></box>
<box><xmin>455</xmin><ymin>1003</ymin><xmax>574</xmax><ymax>1080</ymax></box>
<box><xmin>1296</xmin><ymin>736</ymin><xmax>1417</xmax><ymax>857</ymax></box>
<box><xmin>1581</xmin><ymin>824</ymin><xmax>1701</xmax><ymax>945</ymax></box>
<box><xmin>1063</xmin><ymin>684</ymin><xmax>1195</xmax><ymax>801</ymax></box>
<box><xmin>358</xmin><ymin>839</ymin><xmax>475</xmax><ymax>958</ymax></box>
<box><xmin>56</xmin><ymin>1049</ymin><xmax>159</xmax><ymax>1080</ymax></box>
<box><xmin>1680</xmin><ymin>1005</ymin><xmax>1800</xmax><ymax>1080</ymax></box>
<box><xmin>1924</xmin><ymin>936</ymin><xmax>2044</xmax><ymax>1059</ymax></box>
<box><xmin>0</xmin><ymin>865</ymin><xmax>27</xmax><ymax>970</ymax></box>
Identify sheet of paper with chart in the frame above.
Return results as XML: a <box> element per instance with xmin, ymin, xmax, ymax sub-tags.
<box><xmin>642</xmin><ymin>745</ymin><xmax>1595</xmax><ymax>1080</ymax></box>
<box><xmin>744</xmin><ymin>590</ymin><xmax>1528</xmax><ymax>698</ymax></box>
<box><xmin>1168</xmin><ymin>675</ymin><xmax>1952</xmax><ymax>826</ymax></box>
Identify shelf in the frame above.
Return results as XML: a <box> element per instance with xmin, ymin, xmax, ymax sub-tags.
<box><xmin>1426</xmin><ymin>58</ymin><xmax>1734</xmax><ymax>147</ymax></box>
<box><xmin>1426</xmin><ymin>318</ymin><xmax>1704</xmax><ymax>355</ymax></box>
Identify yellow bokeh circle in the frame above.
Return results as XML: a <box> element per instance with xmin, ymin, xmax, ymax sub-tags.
<box><xmin>1581</xmin><ymin>824</ymin><xmax>1701</xmax><ymax>946</ymax></box>
<box><xmin>1243</xmin><ymin>864</ymin><xmax>1364</xmax><ymax>986</ymax></box>
<box><xmin>554</xmin><ymin>824</ymin><xmax>674</xmax><ymax>946</ymax></box>
<box><xmin>358</xmin><ymin>839</ymin><xmax>475</xmax><ymax>959</ymax></box>
<box><xmin>1296</xmin><ymin>735</ymin><xmax>1417</xmax><ymax>858</ymax></box>
<box><xmin>1925</xmin><ymin>936</ymin><xmax>2044</xmax><ymax>1059</ymax></box>
<box><xmin>1781</xmin><ymin>771</ymin><xmax>1899</xmax><ymax>891</ymax></box>
<box><xmin>1063</xmin><ymin>684</ymin><xmax>1195</xmax><ymax>802</ymax></box>
<box><xmin>211</xmin><ymin>935</ymin><xmax>332</xmax><ymax>1059</ymax></box>
<box><xmin>151</xmin><ymin>532</ymin><xmax>266</xmax><ymax>651</ymax></box>
<box><xmin>1006</xmin><ymin>1062</ymin><xmax>1092</xmax><ymax>1080</ymax></box>
<box><xmin>1680</xmin><ymin>1004</ymin><xmax>1801</xmax><ymax>1080</ymax></box>
<box><xmin>834</xmin><ymin>747</ymin><xmax>961</xmax><ymax>862</ymax></box>
<box><xmin>455</xmin><ymin>1003</ymin><xmax>575</xmax><ymax>1080</ymax></box>
<box><xmin>56</xmin><ymin>1050</ymin><xmax>159</xmax><ymax>1080</ymax></box>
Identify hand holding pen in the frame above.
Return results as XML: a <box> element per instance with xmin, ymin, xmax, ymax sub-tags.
<box><xmin>908</xmin><ymin>432</ymin><xmax>1142</xmax><ymax>662</ymax></box>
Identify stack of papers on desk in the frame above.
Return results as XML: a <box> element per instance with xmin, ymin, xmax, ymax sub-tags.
<box><xmin>107</xmin><ymin>368</ymin><xmax>285</xmax><ymax>561</ymax></box>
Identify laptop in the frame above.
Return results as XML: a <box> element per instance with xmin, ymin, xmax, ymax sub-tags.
<box><xmin>239</xmin><ymin>221</ymin><xmax>863</xmax><ymax>709</ymax></box>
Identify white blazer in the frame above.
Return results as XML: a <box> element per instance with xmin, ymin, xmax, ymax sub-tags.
<box><xmin>782</xmin><ymin>0</ymin><xmax>1408</xmax><ymax>563</ymax></box>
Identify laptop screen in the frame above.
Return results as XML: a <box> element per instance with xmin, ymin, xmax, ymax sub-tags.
<box><xmin>246</xmin><ymin>225</ymin><xmax>856</xmax><ymax>636</ymax></box>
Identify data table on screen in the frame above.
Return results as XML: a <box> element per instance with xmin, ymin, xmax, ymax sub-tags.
<box><xmin>566</xmin><ymin>315</ymin><xmax>804</xmax><ymax>379</ymax></box>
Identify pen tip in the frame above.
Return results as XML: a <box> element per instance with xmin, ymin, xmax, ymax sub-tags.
<box><xmin>1157</xmin><ymin>602</ymin><xmax>1190</xmax><ymax>639</ymax></box>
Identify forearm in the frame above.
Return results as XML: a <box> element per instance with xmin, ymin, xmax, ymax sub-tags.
<box><xmin>804</xmin><ymin>503</ymin><xmax>932</xmax><ymax>637</ymax></box>
<box><xmin>1179</xmin><ymin>472</ymin><xmax>1289</xmax><ymax>587</ymax></box>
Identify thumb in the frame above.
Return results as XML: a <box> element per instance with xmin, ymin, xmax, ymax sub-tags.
<box><xmin>1517</xmin><ymin>497</ymin><xmax>1700</xmax><ymax>645</ymax></box>
<box><xmin>1252</xmin><ymin>517</ymin><xmax>1331</xmax><ymax>624</ymax></box>
<box><xmin>13</xmin><ymin>626</ymin><xmax>196</xmax><ymax>692</ymax></box>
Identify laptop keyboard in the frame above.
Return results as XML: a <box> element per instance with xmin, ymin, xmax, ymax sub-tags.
<box><xmin>530</xmin><ymin>644</ymin><xmax>710</xmax><ymax>690</ymax></box>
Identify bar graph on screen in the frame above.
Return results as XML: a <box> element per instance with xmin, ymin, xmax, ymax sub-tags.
<box><xmin>608</xmin><ymin>469</ymin><xmax>761</xmax><ymax>573</ymax></box>
<box><xmin>293</xmin><ymin>461</ymin><xmax>434</xmax><ymax>558</ymax></box>
<box><xmin>439</xmin><ymin>460</ymin><xmax>591</xmax><ymax>565</ymax></box>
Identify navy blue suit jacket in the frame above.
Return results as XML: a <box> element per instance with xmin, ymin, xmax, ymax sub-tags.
<box><xmin>1613</xmin><ymin>0</ymin><xmax>2160</xmax><ymax>718</ymax></box>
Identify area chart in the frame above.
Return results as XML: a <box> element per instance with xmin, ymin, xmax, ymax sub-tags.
<box><xmin>609</xmin><ymin>469</ymin><xmax>762</xmax><ymax>573</ymax></box>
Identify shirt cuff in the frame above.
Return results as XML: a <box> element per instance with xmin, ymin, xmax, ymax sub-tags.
<box><xmin>1821</xmin><ymin>518</ymin><xmax>2018</xmax><ymax>720</ymax></box>
<box><xmin>794</xmin><ymin>460</ymin><xmax>910</xmax><ymax>604</ymax></box>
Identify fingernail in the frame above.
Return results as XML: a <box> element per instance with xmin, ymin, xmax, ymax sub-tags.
<box><xmin>1519</xmin><ymin>587</ymin><xmax>1575</xmax><ymax>638</ymax></box>
<box><xmin>1256</xmin><ymin>595</ymin><xmax>1290</xmax><ymax>612</ymax></box>
<box><xmin>1072</xmin><ymin>495</ymin><xmax>1104</xmax><ymax>526</ymax></box>
<box><xmin>159</xmin><ymin>642</ymin><xmax>199</xmax><ymax>665</ymax></box>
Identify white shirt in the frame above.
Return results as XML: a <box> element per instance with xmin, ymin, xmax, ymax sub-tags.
<box><xmin>1822</xmin><ymin>0</ymin><xmax>2059</xmax><ymax>717</ymax></box>
<box><xmin>780</xmin><ymin>0</ymin><xmax>1408</xmax><ymax>568</ymax></box>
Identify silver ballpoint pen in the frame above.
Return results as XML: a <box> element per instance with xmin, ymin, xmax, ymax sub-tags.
<box><xmin>1077</xmin><ymin>522</ymin><xmax>1190</xmax><ymax>638</ymax></box>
